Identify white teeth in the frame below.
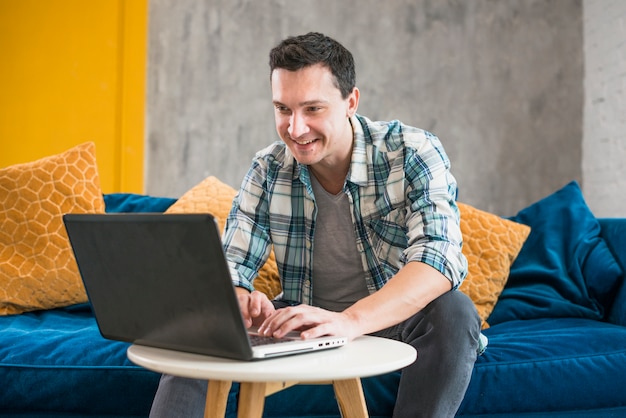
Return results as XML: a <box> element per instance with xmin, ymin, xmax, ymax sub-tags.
<box><xmin>295</xmin><ymin>139</ymin><xmax>315</xmax><ymax>145</ymax></box>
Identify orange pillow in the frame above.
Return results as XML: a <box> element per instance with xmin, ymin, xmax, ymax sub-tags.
<box><xmin>165</xmin><ymin>176</ymin><xmax>282</xmax><ymax>299</ymax></box>
<box><xmin>457</xmin><ymin>202</ymin><xmax>531</xmax><ymax>328</ymax></box>
<box><xmin>0</xmin><ymin>142</ymin><xmax>105</xmax><ymax>315</ymax></box>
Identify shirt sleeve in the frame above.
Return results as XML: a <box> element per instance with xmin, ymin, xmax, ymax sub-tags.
<box><xmin>222</xmin><ymin>158</ymin><xmax>274</xmax><ymax>292</ymax></box>
<box><xmin>402</xmin><ymin>132</ymin><xmax>468</xmax><ymax>289</ymax></box>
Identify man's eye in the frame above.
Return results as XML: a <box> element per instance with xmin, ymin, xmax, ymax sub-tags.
<box><xmin>275</xmin><ymin>106</ymin><xmax>290</xmax><ymax>114</ymax></box>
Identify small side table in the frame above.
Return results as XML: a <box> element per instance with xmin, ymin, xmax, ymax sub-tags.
<box><xmin>128</xmin><ymin>335</ymin><xmax>416</xmax><ymax>418</ymax></box>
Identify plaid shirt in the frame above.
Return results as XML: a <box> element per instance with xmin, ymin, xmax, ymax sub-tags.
<box><xmin>223</xmin><ymin>114</ymin><xmax>467</xmax><ymax>305</ymax></box>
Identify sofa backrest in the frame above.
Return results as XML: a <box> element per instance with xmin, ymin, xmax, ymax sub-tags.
<box><xmin>104</xmin><ymin>193</ymin><xmax>177</xmax><ymax>214</ymax></box>
<box><xmin>599</xmin><ymin>219</ymin><xmax>626</xmax><ymax>273</ymax></box>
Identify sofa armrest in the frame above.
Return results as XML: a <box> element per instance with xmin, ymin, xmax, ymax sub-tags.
<box><xmin>599</xmin><ymin>219</ymin><xmax>626</xmax><ymax>326</ymax></box>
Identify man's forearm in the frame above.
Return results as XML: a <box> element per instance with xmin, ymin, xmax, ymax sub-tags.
<box><xmin>342</xmin><ymin>261</ymin><xmax>452</xmax><ymax>337</ymax></box>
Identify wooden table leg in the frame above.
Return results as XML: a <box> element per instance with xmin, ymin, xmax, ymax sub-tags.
<box><xmin>205</xmin><ymin>380</ymin><xmax>232</xmax><ymax>418</ymax></box>
<box><xmin>333</xmin><ymin>378</ymin><xmax>368</xmax><ymax>418</ymax></box>
<box><xmin>205</xmin><ymin>379</ymin><xmax>367</xmax><ymax>418</ymax></box>
<box><xmin>238</xmin><ymin>382</ymin><xmax>267</xmax><ymax>418</ymax></box>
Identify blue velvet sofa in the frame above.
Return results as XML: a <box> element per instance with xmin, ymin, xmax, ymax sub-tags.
<box><xmin>2</xmin><ymin>181</ymin><xmax>626</xmax><ymax>417</ymax></box>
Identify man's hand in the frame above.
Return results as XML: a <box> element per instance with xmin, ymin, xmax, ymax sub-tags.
<box><xmin>235</xmin><ymin>288</ymin><xmax>275</xmax><ymax>328</ymax></box>
<box><xmin>256</xmin><ymin>262</ymin><xmax>452</xmax><ymax>342</ymax></box>
<box><xmin>257</xmin><ymin>304</ymin><xmax>359</xmax><ymax>341</ymax></box>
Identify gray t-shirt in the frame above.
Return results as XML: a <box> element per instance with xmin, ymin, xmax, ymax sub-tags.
<box><xmin>310</xmin><ymin>174</ymin><xmax>370</xmax><ymax>312</ymax></box>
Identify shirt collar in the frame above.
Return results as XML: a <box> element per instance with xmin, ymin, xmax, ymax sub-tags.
<box><xmin>346</xmin><ymin>115</ymin><xmax>369</xmax><ymax>187</ymax></box>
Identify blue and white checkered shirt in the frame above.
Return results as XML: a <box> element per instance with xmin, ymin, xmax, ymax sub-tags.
<box><xmin>223</xmin><ymin>114</ymin><xmax>467</xmax><ymax>305</ymax></box>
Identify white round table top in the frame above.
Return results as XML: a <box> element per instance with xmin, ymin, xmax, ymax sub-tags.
<box><xmin>127</xmin><ymin>335</ymin><xmax>416</xmax><ymax>382</ymax></box>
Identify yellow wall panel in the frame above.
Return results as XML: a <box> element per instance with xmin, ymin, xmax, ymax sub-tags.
<box><xmin>0</xmin><ymin>0</ymin><xmax>146</xmax><ymax>193</ymax></box>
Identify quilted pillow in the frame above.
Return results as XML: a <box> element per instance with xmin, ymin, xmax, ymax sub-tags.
<box><xmin>165</xmin><ymin>176</ymin><xmax>282</xmax><ymax>299</ymax></box>
<box><xmin>0</xmin><ymin>142</ymin><xmax>105</xmax><ymax>315</ymax></box>
<box><xmin>488</xmin><ymin>181</ymin><xmax>624</xmax><ymax>325</ymax></box>
<box><xmin>457</xmin><ymin>202</ymin><xmax>531</xmax><ymax>328</ymax></box>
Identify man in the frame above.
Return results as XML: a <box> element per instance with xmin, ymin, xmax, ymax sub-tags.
<box><xmin>151</xmin><ymin>32</ymin><xmax>481</xmax><ymax>418</ymax></box>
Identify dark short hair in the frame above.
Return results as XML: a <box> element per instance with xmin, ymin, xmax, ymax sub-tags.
<box><xmin>269</xmin><ymin>32</ymin><xmax>356</xmax><ymax>99</ymax></box>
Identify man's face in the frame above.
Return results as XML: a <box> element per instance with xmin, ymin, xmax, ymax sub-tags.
<box><xmin>271</xmin><ymin>64</ymin><xmax>359</xmax><ymax>168</ymax></box>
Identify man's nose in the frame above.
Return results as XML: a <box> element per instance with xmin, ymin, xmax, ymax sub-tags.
<box><xmin>288</xmin><ymin>113</ymin><xmax>309</xmax><ymax>139</ymax></box>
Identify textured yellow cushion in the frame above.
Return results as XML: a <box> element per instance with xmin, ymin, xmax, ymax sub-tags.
<box><xmin>0</xmin><ymin>142</ymin><xmax>105</xmax><ymax>315</ymax></box>
<box><xmin>457</xmin><ymin>202</ymin><xmax>531</xmax><ymax>328</ymax></box>
<box><xmin>165</xmin><ymin>176</ymin><xmax>282</xmax><ymax>299</ymax></box>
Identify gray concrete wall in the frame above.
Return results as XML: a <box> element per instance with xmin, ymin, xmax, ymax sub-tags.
<box><xmin>145</xmin><ymin>0</ymin><xmax>583</xmax><ymax>216</ymax></box>
<box><xmin>583</xmin><ymin>0</ymin><xmax>626</xmax><ymax>217</ymax></box>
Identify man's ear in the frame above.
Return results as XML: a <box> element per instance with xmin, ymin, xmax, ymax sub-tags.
<box><xmin>347</xmin><ymin>87</ymin><xmax>360</xmax><ymax>117</ymax></box>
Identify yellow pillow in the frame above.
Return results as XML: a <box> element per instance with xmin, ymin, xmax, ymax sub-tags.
<box><xmin>457</xmin><ymin>202</ymin><xmax>531</xmax><ymax>328</ymax></box>
<box><xmin>0</xmin><ymin>142</ymin><xmax>105</xmax><ymax>315</ymax></box>
<box><xmin>165</xmin><ymin>176</ymin><xmax>282</xmax><ymax>299</ymax></box>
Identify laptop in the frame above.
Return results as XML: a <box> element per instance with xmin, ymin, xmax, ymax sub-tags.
<box><xmin>63</xmin><ymin>213</ymin><xmax>346</xmax><ymax>360</ymax></box>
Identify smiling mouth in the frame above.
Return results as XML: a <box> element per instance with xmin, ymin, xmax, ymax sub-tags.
<box><xmin>291</xmin><ymin>137</ymin><xmax>317</xmax><ymax>145</ymax></box>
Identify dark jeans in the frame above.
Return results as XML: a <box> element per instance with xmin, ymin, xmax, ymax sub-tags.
<box><xmin>150</xmin><ymin>290</ymin><xmax>481</xmax><ymax>418</ymax></box>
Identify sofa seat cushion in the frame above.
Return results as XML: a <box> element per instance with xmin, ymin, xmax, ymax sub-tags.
<box><xmin>458</xmin><ymin>318</ymin><xmax>626</xmax><ymax>416</ymax></box>
<box><xmin>0</xmin><ymin>304</ymin><xmax>160</xmax><ymax>416</ymax></box>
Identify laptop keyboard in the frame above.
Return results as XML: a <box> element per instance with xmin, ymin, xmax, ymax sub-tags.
<box><xmin>248</xmin><ymin>333</ymin><xmax>294</xmax><ymax>347</ymax></box>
